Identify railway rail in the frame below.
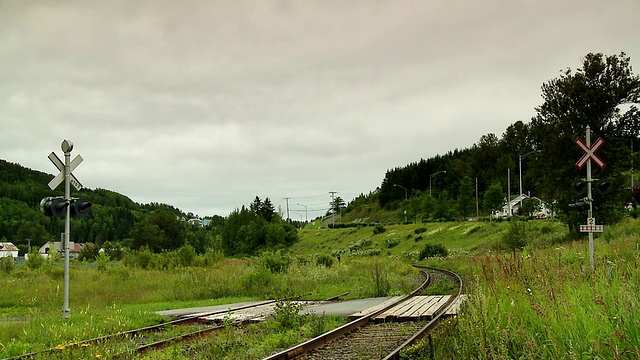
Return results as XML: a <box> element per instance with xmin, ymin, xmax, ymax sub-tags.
<box><xmin>6</xmin><ymin>297</ymin><xmax>298</xmax><ymax>360</ymax></box>
<box><xmin>264</xmin><ymin>265</ymin><xmax>463</xmax><ymax>360</ymax></box>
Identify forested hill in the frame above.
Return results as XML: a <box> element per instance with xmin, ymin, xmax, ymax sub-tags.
<box><xmin>0</xmin><ymin>158</ymin><xmax>203</xmax><ymax>254</ymax></box>
<box><xmin>351</xmin><ymin>52</ymin><xmax>639</xmax><ymax>230</ymax></box>
<box><xmin>0</xmin><ymin>158</ymin><xmax>295</xmax><ymax>258</ymax></box>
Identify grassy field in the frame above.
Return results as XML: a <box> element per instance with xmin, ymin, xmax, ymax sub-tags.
<box><xmin>1</xmin><ymin>217</ymin><xmax>638</xmax><ymax>359</ymax></box>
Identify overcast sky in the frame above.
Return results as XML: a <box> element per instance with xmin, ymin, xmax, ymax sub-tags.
<box><xmin>1</xmin><ymin>0</ymin><xmax>639</xmax><ymax>220</ymax></box>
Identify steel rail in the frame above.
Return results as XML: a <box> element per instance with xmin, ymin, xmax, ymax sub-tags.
<box><xmin>5</xmin><ymin>294</ymin><xmax>315</xmax><ymax>360</ymax></box>
<box><xmin>262</xmin><ymin>270</ymin><xmax>432</xmax><ymax>360</ymax></box>
<box><xmin>383</xmin><ymin>265</ymin><xmax>464</xmax><ymax>360</ymax></box>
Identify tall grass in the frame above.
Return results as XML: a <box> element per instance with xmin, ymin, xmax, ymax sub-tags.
<box><xmin>409</xmin><ymin>218</ymin><xmax>640</xmax><ymax>359</ymax></box>
<box><xmin>0</xmin><ymin>255</ymin><xmax>417</xmax><ymax>358</ymax></box>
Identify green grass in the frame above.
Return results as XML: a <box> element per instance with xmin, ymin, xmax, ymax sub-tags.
<box><xmin>2</xmin><ymin>217</ymin><xmax>638</xmax><ymax>359</ymax></box>
<box><xmin>292</xmin><ymin>219</ymin><xmax>567</xmax><ymax>260</ymax></box>
<box><xmin>404</xmin><ymin>217</ymin><xmax>640</xmax><ymax>359</ymax></box>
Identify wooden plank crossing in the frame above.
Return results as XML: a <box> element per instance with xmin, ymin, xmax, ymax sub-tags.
<box><xmin>347</xmin><ymin>296</ymin><xmax>405</xmax><ymax>320</ymax></box>
<box><xmin>356</xmin><ymin>295</ymin><xmax>453</xmax><ymax>322</ymax></box>
<box><xmin>197</xmin><ymin>302</ymin><xmax>280</xmax><ymax>323</ymax></box>
<box><xmin>443</xmin><ymin>294</ymin><xmax>467</xmax><ymax>317</ymax></box>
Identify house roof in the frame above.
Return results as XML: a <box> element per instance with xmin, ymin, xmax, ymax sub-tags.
<box><xmin>0</xmin><ymin>242</ymin><xmax>19</xmax><ymax>251</ymax></box>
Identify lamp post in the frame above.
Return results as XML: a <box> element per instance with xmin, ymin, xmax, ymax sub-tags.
<box><xmin>429</xmin><ymin>171</ymin><xmax>446</xmax><ymax>197</ymax></box>
<box><xmin>393</xmin><ymin>184</ymin><xmax>408</xmax><ymax>223</ymax></box>
<box><xmin>297</xmin><ymin>203</ymin><xmax>308</xmax><ymax>223</ymax></box>
<box><xmin>519</xmin><ymin>150</ymin><xmax>540</xmax><ymax>214</ymax></box>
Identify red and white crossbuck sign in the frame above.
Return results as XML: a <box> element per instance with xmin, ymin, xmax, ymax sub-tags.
<box><xmin>575</xmin><ymin>137</ymin><xmax>606</xmax><ymax>169</ymax></box>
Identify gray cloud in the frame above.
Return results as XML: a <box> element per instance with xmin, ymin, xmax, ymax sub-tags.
<box><xmin>1</xmin><ymin>0</ymin><xmax>639</xmax><ymax>219</ymax></box>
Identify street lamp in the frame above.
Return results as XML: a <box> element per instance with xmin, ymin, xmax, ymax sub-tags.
<box><xmin>393</xmin><ymin>184</ymin><xmax>408</xmax><ymax>200</ymax></box>
<box><xmin>393</xmin><ymin>184</ymin><xmax>408</xmax><ymax>223</ymax></box>
<box><xmin>297</xmin><ymin>203</ymin><xmax>308</xmax><ymax>223</ymax></box>
<box><xmin>519</xmin><ymin>150</ymin><xmax>540</xmax><ymax>213</ymax></box>
<box><xmin>429</xmin><ymin>171</ymin><xmax>446</xmax><ymax>196</ymax></box>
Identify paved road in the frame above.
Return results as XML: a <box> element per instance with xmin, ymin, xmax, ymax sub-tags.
<box><xmin>156</xmin><ymin>297</ymin><xmax>392</xmax><ymax>318</ymax></box>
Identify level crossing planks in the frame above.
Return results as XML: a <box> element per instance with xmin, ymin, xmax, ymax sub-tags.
<box><xmin>367</xmin><ymin>295</ymin><xmax>454</xmax><ymax>322</ymax></box>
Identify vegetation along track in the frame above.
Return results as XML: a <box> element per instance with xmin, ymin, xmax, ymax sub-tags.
<box><xmin>264</xmin><ymin>265</ymin><xmax>463</xmax><ymax>360</ymax></box>
<box><xmin>6</xmin><ymin>298</ymin><xmax>291</xmax><ymax>360</ymax></box>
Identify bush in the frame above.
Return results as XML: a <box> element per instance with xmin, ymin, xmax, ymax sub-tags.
<box><xmin>384</xmin><ymin>238</ymin><xmax>400</xmax><ymax>248</ymax></box>
<box><xmin>0</xmin><ymin>256</ymin><xmax>15</xmax><ymax>274</ymax></box>
<box><xmin>273</xmin><ymin>300</ymin><xmax>304</xmax><ymax>330</ymax></box>
<box><xmin>419</xmin><ymin>243</ymin><xmax>448</xmax><ymax>260</ymax></box>
<box><xmin>501</xmin><ymin>221</ymin><xmax>528</xmax><ymax>255</ymax></box>
<box><xmin>315</xmin><ymin>253</ymin><xmax>335</xmax><ymax>268</ymax></box>
<box><xmin>259</xmin><ymin>250</ymin><xmax>291</xmax><ymax>274</ymax></box>
<box><xmin>177</xmin><ymin>244</ymin><xmax>197</xmax><ymax>267</ymax></box>
<box><xmin>373</xmin><ymin>224</ymin><xmax>387</xmax><ymax>235</ymax></box>
<box><xmin>78</xmin><ymin>243</ymin><xmax>100</xmax><ymax>262</ymax></box>
<box><xmin>370</xmin><ymin>261</ymin><xmax>390</xmax><ymax>297</ymax></box>
<box><xmin>26</xmin><ymin>250</ymin><xmax>45</xmax><ymax>270</ymax></box>
<box><xmin>414</xmin><ymin>227</ymin><xmax>428</xmax><ymax>235</ymax></box>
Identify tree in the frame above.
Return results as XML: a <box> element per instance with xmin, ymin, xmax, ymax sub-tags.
<box><xmin>530</xmin><ymin>52</ymin><xmax>640</xmax><ymax>232</ymax></box>
<box><xmin>457</xmin><ymin>176</ymin><xmax>476</xmax><ymax>219</ymax></box>
<box><xmin>483</xmin><ymin>183</ymin><xmax>505</xmax><ymax>219</ymax></box>
<box><xmin>129</xmin><ymin>209</ymin><xmax>186</xmax><ymax>252</ymax></box>
<box><xmin>330</xmin><ymin>196</ymin><xmax>346</xmax><ymax>216</ymax></box>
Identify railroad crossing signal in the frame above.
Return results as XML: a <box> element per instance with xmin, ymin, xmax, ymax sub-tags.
<box><xmin>48</xmin><ymin>151</ymin><xmax>84</xmax><ymax>191</ymax></box>
<box><xmin>575</xmin><ymin>136</ymin><xmax>606</xmax><ymax>169</ymax></box>
<box><xmin>42</xmin><ymin>139</ymin><xmax>89</xmax><ymax>319</ymax></box>
<box><xmin>573</xmin><ymin>126</ymin><xmax>605</xmax><ymax>271</ymax></box>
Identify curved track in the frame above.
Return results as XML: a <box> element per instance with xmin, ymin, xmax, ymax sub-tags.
<box><xmin>264</xmin><ymin>266</ymin><xmax>463</xmax><ymax>360</ymax></box>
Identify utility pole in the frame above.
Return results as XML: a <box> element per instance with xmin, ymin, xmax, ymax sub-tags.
<box><xmin>283</xmin><ymin>197</ymin><xmax>290</xmax><ymax>221</ymax></box>
<box><xmin>329</xmin><ymin>192</ymin><xmax>337</xmax><ymax>224</ymax></box>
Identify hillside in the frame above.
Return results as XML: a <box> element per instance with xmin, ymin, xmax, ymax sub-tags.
<box><xmin>291</xmin><ymin>219</ymin><xmax>568</xmax><ymax>259</ymax></box>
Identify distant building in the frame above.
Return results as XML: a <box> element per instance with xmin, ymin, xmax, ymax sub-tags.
<box><xmin>37</xmin><ymin>242</ymin><xmax>87</xmax><ymax>259</ymax></box>
<box><xmin>495</xmin><ymin>194</ymin><xmax>553</xmax><ymax>219</ymax></box>
<box><xmin>0</xmin><ymin>242</ymin><xmax>19</xmax><ymax>258</ymax></box>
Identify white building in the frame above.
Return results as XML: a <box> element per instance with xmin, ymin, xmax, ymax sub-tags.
<box><xmin>0</xmin><ymin>242</ymin><xmax>19</xmax><ymax>258</ymax></box>
<box><xmin>495</xmin><ymin>194</ymin><xmax>553</xmax><ymax>219</ymax></box>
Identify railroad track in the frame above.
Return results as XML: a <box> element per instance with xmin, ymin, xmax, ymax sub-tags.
<box><xmin>6</xmin><ymin>297</ymin><xmax>299</xmax><ymax>360</ymax></box>
<box><xmin>264</xmin><ymin>266</ymin><xmax>463</xmax><ymax>360</ymax></box>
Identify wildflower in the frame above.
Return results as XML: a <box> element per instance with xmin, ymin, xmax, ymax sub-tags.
<box><xmin>510</xmin><ymin>300</ymin><xmax>515</xmax><ymax>307</ymax></box>
<box><xmin>96</xmin><ymin>355</ymin><xmax>102</xmax><ymax>359</ymax></box>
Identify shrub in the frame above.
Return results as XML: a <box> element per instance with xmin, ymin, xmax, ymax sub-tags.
<box><xmin>26</xmin><ymin>250</ymin><xmax>45</xmax><ymax>270</ymax></box>
<box><xmin>78</xmin><ymin>243</ymin><xmax>100</xmax><ymax>262</ymax></box>
<box><xmin>373</xmin><ymin>224</ymin><xmax>387</xmax><ymax>235</ymax></box>
<box><xmin>384</xmin><ymin>238</ymin><xmax>400</xmax><ymax>248</ymax></box>
<box><xmin>370</xmin><ymin>261</ymin><xmax>390</xmax><ymax>297</ymax></box>
<box><xmin>315</xmin><ymin>253</ymin><xmax>335</xmax><ymax>268</ymax></box>
<box><xmin>0</xmin><ymin>256</ymin><xmax>15</xmax><ymax>274</ymax></box>
<box><xmin>273</xmin><ymin>300</ymin><xmax>304</xmax><ymax>330</ymax></box>
<box><xmin>177</xmin><ymin>244</ymin><xmax>197</xmax><ymax>267</ymax></box>
<box><xmin>419</xmin><ymin>243</ymin><xmax>448</xmax><ymax>260</ymax></box>
<box><xmin>501</xmin><ymin>221</ymin><xmax>528</xmax><ymax>255</ymax></box>
<box><xmin>414</xmin><ymin>227</ymin><xmax>428</xmax><ymax>235</ymax></box>
<box><xmin>260</xmin><ymin>250</ymin><xmax>291</xmax><ymax>273</ymax></box>
<box><xmin>96</xmin><ymin>251</ymin><xmax>110</xmax><ymax>271</ymax></box>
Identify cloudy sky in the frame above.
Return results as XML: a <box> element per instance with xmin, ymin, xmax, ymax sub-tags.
<box><xmin>1</xmin><ymin>0</ymin><xmax>639</xmax><ymax>219</ymax></box>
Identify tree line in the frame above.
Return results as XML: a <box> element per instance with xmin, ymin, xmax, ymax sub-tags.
<box><xmin>370</xmin><ymin>52</ymin><xmax>639</xmax><ymax>231</ymax></box>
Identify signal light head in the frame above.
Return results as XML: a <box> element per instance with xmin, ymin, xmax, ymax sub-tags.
<box><xmin>571</xmin><ymin>179</ymin><xmax>587</xmax><ymax>196</ymax></box>
<box><xmin>595</xmin><ymin>179</ymin><xmax>612</xmax><ymax>195</ymax></box>
<box><xmin>71</xmin><ymin>198</ymin><xmax>92</xmax><ymax>217</ymax></box>
<box><xmin>40</xmin><ymin>197</ymin><xmax>69</xmax><ymax>217</ymax></box>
